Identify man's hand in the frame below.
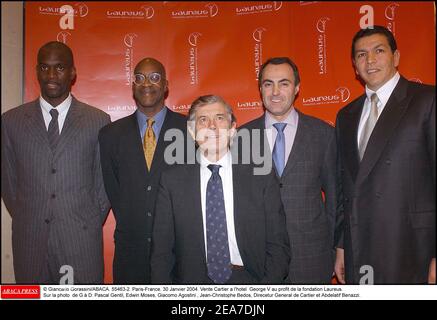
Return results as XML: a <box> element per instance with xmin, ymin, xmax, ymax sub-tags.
<box><xmin>428</xmin><ymin>258</ymin><xmax>436</xmax><ymax>284</ymax></box>
<box><xmin>334</xmin><ymin>248</ymin><xmax>345</xmax><ymax>284</ymax></box>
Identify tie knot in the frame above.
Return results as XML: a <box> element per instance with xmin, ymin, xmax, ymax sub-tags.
<box><xmin>147</xmin><ymin>117</ymin><xmax>155</xmax><ymax>127</ymax></box>
<box><xmin>50</xmin><ymin>109</ymin><xmax>59</xmax><ymax>120</ymax></box>
<box><xmin>207</xmin><ymin>164</ymin><xmax>221</xmax><ymax>176</ymax></box>
<box><xmin>273</xmin><ymin>122</ymin><xmax>287</xmax><ymax>133</ymax></box>
<box><xmin>370</xmin><ymin>93</ymin><xmax>379</xmax><ymax>105</ymax></box>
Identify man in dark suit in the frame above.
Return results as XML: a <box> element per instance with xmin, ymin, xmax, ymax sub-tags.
<box><xmin>240</xmin><ymin>57</ymin><xmax>338</xmax><ymax>284</ymax></box>
<box><xmin>1</xmin><ymin>41</ymin><xmax>110</xmax><ymax>284</ymax></box>
<box><xmin>98</xmin><ymin>58</ymin><xmax>187</xmax><ymax>284</ymax></box>
<box><xmin>334</xmin><ymin>26</ymin><xmax>435</xmax><ymax>284</ymax></box>
<box><xmin>151</xmin><ymin>95</ymin><xmax>290</xmax><ymax>284</ymax></box>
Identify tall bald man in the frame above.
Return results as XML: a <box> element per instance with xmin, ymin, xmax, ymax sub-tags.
<box><xmin>1</xmin><ymin>41</ymin><xmax>111</xmax><ymax>284</ymax></box>
<box><xmin>99</xmin><ymin>58</ymin><xmax>187</xmax><ymax>284</ymax></box>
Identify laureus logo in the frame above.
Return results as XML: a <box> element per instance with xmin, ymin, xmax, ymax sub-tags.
<box><xmin>188</xmin><ymin>32</ymin><xmax>202</xmax><ymax>47</ymax></box>
<box><xmin>385</xmin><ymin>3</ymin><xmax>399</xmax><ymax>20</ymax></box>
<box><xmin>74</xmin><ymin>2</ymin><xmax>88</xmax><ymax>17</ymax></box>
<box><xmin>316</xmin><ymin>16</ymin><xmax>330</xmax><ymax>33</ymax></box>
<box><xmin>253</xmin><ymin>27</ymin><xmax>267</xmax><ymax>81</ymax></box>
<box><xmin>124</xmin><ymin>33</ymin><xmax>137</xmax><ymax>48</ymax></box>
<box><xmin>336</xmin><ymin>87</ymin><xmax>351</xmax><ymax>103</ymax></box>
<box><xmin>205</xmin><ymin>3</ymin><xmax>219</xmax><ymax>17</ymax></box>
<box><xmin>273</xmin><ymin>1</ymin><xmax>283</xmax><ymax>10</ymax></box>
<box><xmin>189</xmin><ymin>32</ymin><xmax>202</xmax><ymax>85</ymax></box>
<box><xmin>253</xmin><ymin>27</ymin><xmax>266</xmax><ymax>42</ymax></box>
<box><xmin>140</xmin><ymin>5</ymin><xmax>155</xmax><ymax>19</ymax></box>
<box><xmin>56</xmin><ymin>31</ymin><xmax>71</xmax><ymax>44</ymax></box>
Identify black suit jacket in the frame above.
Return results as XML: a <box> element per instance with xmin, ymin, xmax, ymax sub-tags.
<box><xmin>336</xmin><ymin>76</ymin><xmax>436</xmax><ymax>283</ymax></box>
<box><xmin>150</xmin><ymin>162</ymin><xmax>290</xmax><ymax>284</ymax></box>
<box><xmin>98</xmin><ymin>108</ymin><xmax>187</xmax><ymax>284</ymax></box>
<box><xmin>240</xmin><ymin>110</ymin><xmax>339</xmax><ymax>284</ymax></box>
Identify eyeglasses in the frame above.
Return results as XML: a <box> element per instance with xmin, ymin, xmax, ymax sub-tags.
<box><xmin>133</xmin><ymin>72</ymin><xmax>162</xmax><ymax>86</ymax></box>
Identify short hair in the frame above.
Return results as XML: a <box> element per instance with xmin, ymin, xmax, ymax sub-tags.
<box><xmin>37</xmin><ymin>41</ymin><xmax>74</xmax><ymax>66</ymax></box>
<box><xmin>188</xmin><ymin>95</ymin><xmax>236</xmax><ymax>124</ymax></box>
<box><xmin>351</xmin><ymin>25</ymin><xmax>397</xmax><ymax>59</ymax></box>
<box><xmin>258</xmin><ymin>57</ymin><xmax>300</xmax><ymax>88</ymax></box>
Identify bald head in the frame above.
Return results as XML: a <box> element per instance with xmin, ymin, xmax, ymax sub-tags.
<box><xmin>134</xmin><ymin>57</ymin><xmax>166</xmax><ymax>79</ymax></box>
<box><xmin>37</xmin><ymin>41</ymin><xmax>74</xmax><ymax>67</ymax></box>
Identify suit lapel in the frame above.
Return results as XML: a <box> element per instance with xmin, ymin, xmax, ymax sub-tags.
<box><xmin>23</xmin><ymin>99</ymin><xmax>51</xmax><ymax>151</ymax></box>
<box><xmin>356</xmin><ymin>77</ymin><xmax>410</xmax><ymax>184</ymax></box>
<box><xmin>53</xmin><ymin>97</ymin><xmax>84</xmax><ymax>161</ymax></box>
<box><xmin>342</xmin><ymin>96</ymin><xmax>365</xmax><ymax>182</ymax></box>
<box><xmin>281</xmin><ymin>110</ymin><xmax>310</xmax><ymax>178</ymax></box>
<box><xmin>185</xmin><ymin>164</ymin><xmax>207</xmax><ymax>264</ymax></box>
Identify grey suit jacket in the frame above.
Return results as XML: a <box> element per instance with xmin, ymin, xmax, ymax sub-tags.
<box><xmin>241</xmin><ymin>110</ymin><xmax>339</xmax><ymax>284</ymax></box>
<box><xmin>1</xmin><ymin>96</ymin><xmax>110</xmax><ymax>284</ymax></box>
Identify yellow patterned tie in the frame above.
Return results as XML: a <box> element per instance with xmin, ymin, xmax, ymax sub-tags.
<box><xmin>143</xmin><ymin>118</ymin><xmax>156</xmax><ymax>170</ymax></box>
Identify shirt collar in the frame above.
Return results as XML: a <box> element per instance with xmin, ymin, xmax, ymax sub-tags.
<box><xmin>200</xmin><ymin>150</ymin><xmax>232</xmax><ymax>170</ymax></box>
<box><xmin>365</xmin><ymin>72</ymin><xmax>400</xmax><ymax>107</ymax></box>
<box><xmin>136</xmin><ymin>106</ymin><xmax>168</xmax><ymax>132</ymax></box>
<box><xmin>39</xmin><ymin>93</ymin><xmax>72</xmax><ymax>115</ymax></box>
<box><xmin>265</xmin><ymin>107</ymin><xmax>298</xmax><ymax>129</ymax></box>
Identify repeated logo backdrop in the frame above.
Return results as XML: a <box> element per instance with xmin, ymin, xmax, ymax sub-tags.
<box><xmin>24</xmin><ymin>1</ymin><xmax>435</xmax><ymax>283</ymax></box>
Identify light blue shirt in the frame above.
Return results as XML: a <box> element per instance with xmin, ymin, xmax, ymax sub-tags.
<box><xmin>136</xmin><ymin>106</ymin><xmax>168</xmax><ymax>140</ymax></box>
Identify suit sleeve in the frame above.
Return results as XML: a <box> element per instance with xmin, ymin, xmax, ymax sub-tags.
<box><xmin>98</xmin><ymin>125</ymin><xmax>122</xmax><ymax>219</ymax></box>
<box><xmin>320</xmin><ymin>125</ymin><xmax>339</xmax><ymax>251</ymax></box>
<box><xmin>150</xmin><ymin>172</ymin><xmax>176</xmax><ymax>284</ymax></box>
<box><xmin>261</xmin><ymin>172</ymin><xmax>291</xmax><ymax>284</ymax></box>
<box><xmin>334</xmin><ymin>114</ymin><xmax>345</xmax><ymax>249</ymax></box>
<box><xmin>94</xmin><ymin>115</ymin><xmax>111</xmax><ymax>223</ymax></box>
<box><xmin>425</xmin><ymin>90</ymin><xmax>435</xmax><ymax>256</ymax></box>
<box><xmin>1</xmin><ymin>115</ymin><xmax>16</xmax><ymax>215</ymax></box>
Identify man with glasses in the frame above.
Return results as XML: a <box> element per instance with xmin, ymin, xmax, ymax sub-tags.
<box><xmin>98</xmin><ymin>57</ymin><xmax>187</xmax><ymax>284</ymax></box>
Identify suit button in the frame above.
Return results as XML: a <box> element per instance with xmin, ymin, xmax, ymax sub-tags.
<box><xmin>147</xmin><ymin>237</ymin><xmax>151</xmax><ymax>243</ymax></box>
<box><xmin>147</xmin><ymin>212</ymin><xmax>152</xmax><ymax>217</ymax></box>
<box><xmin>51</xmin><ymin>194</ymin><xmax>56</xmax><ymax>199</ymax></box>
<box><xmin>51</xmin><ymin>168</ymin><xmax>56</xmax><ymax>174</ymax></box>
<box><xmin>385</xmin><ymin>159</ymin><xmax>391</xmax><ymax>165</ymax></box>
<box><xmin>146</xmin><ymin>186</ymin><xmax>152</xmax><ymax>191</ymax></box>
<box><xmin>45</xmin><ymin>219</ymin><xmax>50</xmax><ymax>224</ymax></box>
<box><xmin>344</xmin><ymin>197</ymin><xmax>349</xmax><ymax>203</ymax></box>
<box><xmin>279</xmin><ymin>183</ymin><xmax>283</xmax><ymax>188</ymax></box>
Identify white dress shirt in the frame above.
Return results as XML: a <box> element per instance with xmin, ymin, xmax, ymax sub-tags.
<box><xmin>200</xmin><ymin>151</ymin><xmax>244</xmax><ymax>266</ymax></box>
<box><xmin>39</xmin><ymin>93</ymin><xmax>72</xmax><ymax>133</ymax></box>
<box><xmin>357</xmin><ymin>72</ymin><xmax>400</xmax><ymax>146</ymax></box>
<box><xmin>265</xmin><ymin>107</ymin><xmax>299</xmax><ymax>164</ymax></box>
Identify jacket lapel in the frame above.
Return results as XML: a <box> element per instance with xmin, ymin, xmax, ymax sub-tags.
<box><xmin>356</xmin><ymin>77</ymin><xmax>410</xmax><ymax>185</ymax></box>
<box><xmin>53</xmin><ymin>97</ymin><xmax>84</xmax><ymax>160</ymax></box>
<box><xmin>281</xmin><ymin>110</ymin><xmax>310</xmax><ymax>178</ymax></box>
<box><xmin>185</xmin><ymin>164</ymin><xmax>207</xmax><ymax>264</ymax></box>
<box><xmin>342</xmin><ymin>96</ymin><xmax>365</xmax><ymax>182</ymax></box>
<box><xmin>23</xmin><ymin>99</ymin><xmax>51</xmax><ymax>151</ymax></box>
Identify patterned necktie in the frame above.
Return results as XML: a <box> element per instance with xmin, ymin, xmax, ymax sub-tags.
<box><xmin>272</xmin><ymin>123</ymin><xmax>287</xmax><ymax>177</ymax></box>
<box><xmin>206</xmin><ymin>164</ymin><xmax>232</xmax><ymax>284</ymax></box>
<box><xmin>359</xmin><ymin>93</ymin><xmax>379</xmax><ymax>161</ymax></box>
<box><xmin>143</xmin><ymin>118</ymin><xmax>156</xmax><ymax>170</ymax></box>
<box><xmin>48</xmin><ymin>109</ymin><xmax>60</xmax><ymax>151</ymax></box>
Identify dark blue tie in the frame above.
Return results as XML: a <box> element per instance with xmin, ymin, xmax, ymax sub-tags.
<box><xmin>48</xmin><ymin>109</ymin><xmax>60</xmax><ymax>151</ymax></box>
<box><xmin>272</xmin><ymin>123</ymin><xmax>287</xmax><ymax>177</ymax></box>
<box><xmin>206</xmin><ymin>164</ymin><xmax>232</xmax><ymax>284</ymax></box>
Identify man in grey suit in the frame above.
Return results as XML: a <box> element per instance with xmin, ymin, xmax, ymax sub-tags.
<box><xmin>151</xmin><ymin>95</ymin><xmax>290</xmax><ymax>284</ymax></box>
<box><xmin>1</xmin><ymin>41</ymin><xmax>110</xmax><ymax>284</ymax></box>
<box><xmin>241</xmin><ymin>57</ymin><xmax>339</xmax><ymax>284</ymax></box>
